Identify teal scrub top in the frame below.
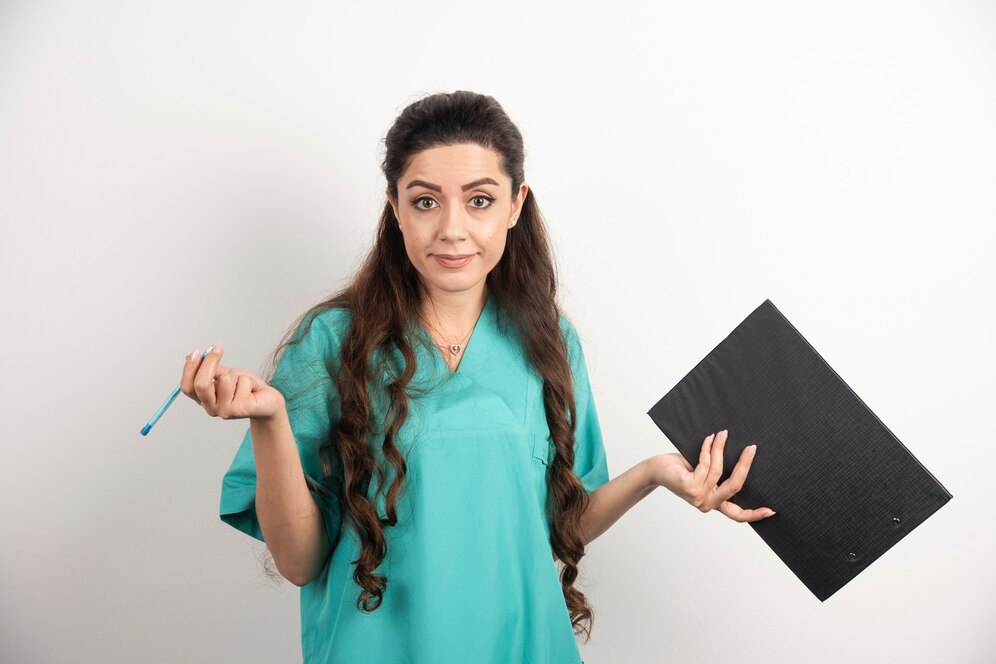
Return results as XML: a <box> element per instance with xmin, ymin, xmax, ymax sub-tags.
<box><xmin>219</xmin><ymin>292</ymin><xmax>610</xmax><ymax>663</ymax></box>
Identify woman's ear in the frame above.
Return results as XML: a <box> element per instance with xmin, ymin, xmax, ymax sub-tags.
<box><xmin>510</xmin><ymin>182</ymin><xmax>528</xmax><ymax>227</ymax></box>
<box><xmin>386</xmin><ymin>189</ymin><xmax>400</xmax><ymax>228</ymax></box>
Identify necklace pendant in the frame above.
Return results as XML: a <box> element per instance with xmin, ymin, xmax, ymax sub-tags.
<box><xmin>450</xmin><ymin>344</ymin><xmax>461</xmax><ymax>354</ymax></box>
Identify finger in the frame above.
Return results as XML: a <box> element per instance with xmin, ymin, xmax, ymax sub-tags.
<box><xmin>706</xmin><ymin>429</ymin><xmax>727</xmax><ymax>488</ymax></box>
<box><xmin>193</xmin><ymin>343</ymin><xmax>224</xmax><ymax>413</ymax></box>
<box><xmin>180</xmin><ymin>348</ymin><xmax>204</xmax><ymax>404</ymax></box>
<box><xmin>718</xmin><ymin>500</ymin><xmax>776</xmax><ymax>523</ymax></box>
<box><xmin>232</xmin><ymin>373</ymin><xmax>255</xmax><ymax>418</ymax></box>
<box><xmin>716</xmin><ymin>444</ymin><xmax>756</xmax><ymax>503</ymax></box>
<box><xmin>214</xmin><ymin>368</ymin><xmax>240</xmax><ymax>418</ymax></box>
<box><xmin>242</xmin><ymin>372</ymin><xmax>263</xmax><ymax>389</ymax></box>
<box><xmin>693</xmin><ymin>432</ymin><xmax>715</xmax><ymax>483</ymax></box>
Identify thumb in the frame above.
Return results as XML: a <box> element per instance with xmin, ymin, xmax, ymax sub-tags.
<box><xmin>246</xmin><ymin>373</ymin><xmax>270</xmax><ymax>391</ymax></box>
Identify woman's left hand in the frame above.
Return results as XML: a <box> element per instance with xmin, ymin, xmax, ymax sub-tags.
<box><xmin>645</xmin><ymin>429</ymin><xmax>776</xmax><ymax>523</ymax></box>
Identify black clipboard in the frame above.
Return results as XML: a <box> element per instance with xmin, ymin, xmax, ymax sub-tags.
<box><xmin>646</xmin><ymin>299</ymin><xmax>952</xmax><ymax>601</ymax></box>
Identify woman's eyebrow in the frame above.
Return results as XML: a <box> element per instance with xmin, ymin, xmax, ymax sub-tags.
<box><xmin>405</xmin><ymin>177</ymin><xmax>499</xmax><ymax>192</ymax></box>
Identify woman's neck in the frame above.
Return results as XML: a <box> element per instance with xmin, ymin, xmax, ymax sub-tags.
<box><xmin>419</xmin><ymin>281</ymin><xmax>489</xmax><ymax>337</ymax></box>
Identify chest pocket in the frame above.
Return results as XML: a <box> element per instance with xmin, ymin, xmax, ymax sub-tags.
<box><xmin>531</xmin><ymin>432</ymin><xmax>555</xmax><ymax>466</ymax></box>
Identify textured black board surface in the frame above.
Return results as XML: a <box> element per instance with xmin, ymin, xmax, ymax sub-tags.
<box><xmin>646</xmin><ymin>299</ymin><xmax>952</xmax><ymax>601</ymax></box>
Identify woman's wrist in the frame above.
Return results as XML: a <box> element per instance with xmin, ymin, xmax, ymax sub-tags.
<box><xmin>641</xmin><ymin>456</ymin><xmax>662</xmax><ymax>492</ymax></box>
<box><xmin>249</xmin><ymin>398</ymin><xmax>289</xmax><ymax>432</ymax></box>
<box><xmin>643</xmin><ymin>452</ymin><xmax>695</xmax><ymax>497</ymax></box>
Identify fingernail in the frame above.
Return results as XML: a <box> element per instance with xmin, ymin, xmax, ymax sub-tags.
<box><xmin>188</xmin><ymin>349</ymin><xmax>199</xmax><ymax>362</ymax></box>
<box><xmin>747</xmin><ymin>444</ymin><xmax>757</xmax><ymax>457</ymax></box>
<box><xmin>721</xmin><ymin>429</ymin><xmax>728</xmax><ymax>436</ymax></box>
<box><xmin>212</xmin><ymin>342</ymin><xmax>223</xmax><ymax>353</ymax></box>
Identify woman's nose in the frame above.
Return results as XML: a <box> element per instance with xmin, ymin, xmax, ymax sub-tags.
<box><xmin>437</xmin><ymin>202</ymin><xmax>469</xmax><ymax>240</ymax></box>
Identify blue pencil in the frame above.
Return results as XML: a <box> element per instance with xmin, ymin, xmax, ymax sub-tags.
<box><xmin>140</xmin><ymin>344</ymin><xmax>216</xmax><ymax>436</ymax></box>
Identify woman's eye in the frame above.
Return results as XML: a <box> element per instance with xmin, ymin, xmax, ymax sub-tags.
<box><xmin>410</xmin><ymin>195</ymin><xmax>494</xmax><ymax>211</ymax></box>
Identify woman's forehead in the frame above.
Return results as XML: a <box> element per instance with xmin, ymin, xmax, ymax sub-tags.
<box><xmin>402</xmin><ymin>143</ymin><xmax>505</xmax><ymax>185</ymax></box>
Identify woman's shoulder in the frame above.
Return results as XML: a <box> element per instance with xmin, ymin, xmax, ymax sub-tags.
<box><xmin>555</xmin><ymin>311</ymin><xmax>591</xmax><ymax>375</ymax></box>
<box><xmin>309</xmin><ymin>303</ymin><xmax>354</xmax><ymax>340</ymax></box>
<box><xmin>284</xmin><ymin>303</ymin><xmax>354</xmax><ymax>363</ymax></box>
<box><xmin>557</xmin><ymin>312</ymin><xmax>579</xmax><ymax>338</ymax></box>
<box><xmin>556</xmin><ymin>312</ymin><xmax>582</xmax><ymax>351</ymax></box>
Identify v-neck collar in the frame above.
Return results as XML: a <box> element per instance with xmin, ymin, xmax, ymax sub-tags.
<box><xmin>415</xmin><ymin>291</ymin><xmax>495</xmax><ymax>377</ymax></box>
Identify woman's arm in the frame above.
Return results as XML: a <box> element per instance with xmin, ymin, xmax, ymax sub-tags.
<box><xmin>554</xmin><ymin>429</ymin><xmax>775</xmax><ymax>560</ymax></box>
<box><xmin>579</xmin><ymin>460</ymin><xmax>657</xmax><ymax>546</ymax></box>
<box><xmin>251</xmin><ymin>407</ymin><xmax>332</xmax><ymax>586</ymax></box>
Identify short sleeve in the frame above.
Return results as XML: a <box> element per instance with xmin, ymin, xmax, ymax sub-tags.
<box><xmin>218</xmin><ymin>309</ymin><xmax>344</xmax><ymax>550</ymax></box>
<box><xmin>560</xmin><ymin>316</ymin><xmax>610</xmax><ymax>493</ymax></box>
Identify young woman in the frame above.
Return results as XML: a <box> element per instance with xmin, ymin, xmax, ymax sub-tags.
<box><xmin>180</xmin><ymin>90</ymin><xmax>774</xmax><ymax>663</ymax></box>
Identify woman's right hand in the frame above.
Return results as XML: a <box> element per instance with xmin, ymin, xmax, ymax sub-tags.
<box><xmin>180</xmin><ymin>342</ymin><xmax>286</xmax><ymax>421</ymax></box>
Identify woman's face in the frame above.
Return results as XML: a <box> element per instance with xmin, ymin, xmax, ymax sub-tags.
<box><xmin>387</xmin><ymin>142</ymin><xmax>528</xmax><ymax>298</ymax></box>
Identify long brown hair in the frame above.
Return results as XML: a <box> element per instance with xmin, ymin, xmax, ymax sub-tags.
<box><xmin>259</xmin><ymin>90</ymin><xmax>598</xmax><ymax>640</ymax></box>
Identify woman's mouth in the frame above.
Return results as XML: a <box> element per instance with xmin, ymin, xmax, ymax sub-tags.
<box><xmin>433</xmin><ymin>254</ymin><xmax>474</xmax><ymax>268</ymax></box>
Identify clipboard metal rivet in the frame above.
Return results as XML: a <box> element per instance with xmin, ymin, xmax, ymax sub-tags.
<box><xmin>847</xmin><ymin>552</ymin><xmax>857</xmax><ymax>560</ymax></box>
<box><xmin>892</xmin><ymin>516</ymin><xmax>901</xmax><ymax>524</ymax></box>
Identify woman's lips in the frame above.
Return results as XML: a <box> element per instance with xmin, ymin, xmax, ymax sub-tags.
<box><xmin>434</xmin><ymin>254</ymin><xmax>474</xmax><ymax>268</ymax></box>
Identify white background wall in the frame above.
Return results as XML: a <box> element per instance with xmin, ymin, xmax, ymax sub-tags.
<box><xmin>1</xmin><ymin>1</ymin><xmax>993</xmax><ymax>662</ymax></box>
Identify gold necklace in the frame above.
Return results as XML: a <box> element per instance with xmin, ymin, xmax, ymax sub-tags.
<box><xmin>420</xmin><ymin>296</ymin><xmax>484</xmax><ymax>362</ymax></box>
<box><xmin>423</xmin><ymin>318</ymin><xmax>474</xmax><ymax>355</ymax></box>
